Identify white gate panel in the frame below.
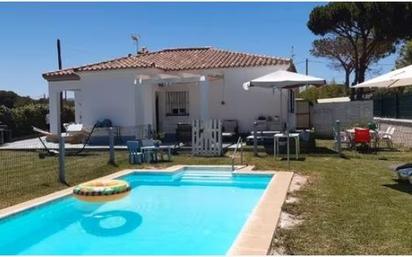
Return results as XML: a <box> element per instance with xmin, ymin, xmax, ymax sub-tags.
<box><xmin>192</xmin><ymin>119</ymin><xmax>222</xmax><ymax>156</ymax></box>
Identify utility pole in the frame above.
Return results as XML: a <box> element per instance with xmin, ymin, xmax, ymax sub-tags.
<box><xmin>56</xmin><ymin>38</ymin><xmax>66</xmax><ymax>184</ymax></box>
<box><xmin>305</xmin><ymin>58</ymin><xmax>309</xmax><ymax>90</ymax></box>
<box><xmin>305</xmin><ymin>58</ymin><xmax>308</xmax><ymax>75</ymax></box>
<box><xmin>57</xmin><ymin>39</ymin><xmax>62</xmax><ymax>70</ymax></box>
<box><xmin>57</xmin><ymin>39</ymin><xmax>64</xmax><ymax>130</ymax></box>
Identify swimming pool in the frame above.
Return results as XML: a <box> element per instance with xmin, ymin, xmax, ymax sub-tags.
<box><xmin>0</xmin><ymin>167</ymin><xmax>273</xmax><ymax>255</ymax></box>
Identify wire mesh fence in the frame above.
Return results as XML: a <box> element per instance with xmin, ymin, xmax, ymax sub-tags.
<box><xmin>0</xmin><ymin>140</ymin><xmax>132</xmax><ymax>209</ymax></box>
<box><xmin>0</xmin><ymin>149</ymin><xmax>59</xmax><ymax>209</ymax></box>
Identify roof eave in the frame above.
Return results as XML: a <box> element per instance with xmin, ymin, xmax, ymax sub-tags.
<box><xmin>43</xmin><ymin>73</ymin><xmax>81</xmax><ymax>82</ymax></box>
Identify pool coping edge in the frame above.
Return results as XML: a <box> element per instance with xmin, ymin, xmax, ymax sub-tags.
<box><xmin>227</xmin><ymin>171</ymin><xmax>294</xmax><ymax>255</ymax></box>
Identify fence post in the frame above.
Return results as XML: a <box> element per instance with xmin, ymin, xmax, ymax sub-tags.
<box><xmin>191</xmin><ymin>120</ymin><xmax>195</xmax><ymax>156</ymax></box>
<box><xmin>253</xmin><ymin>121</ymin><xmax>258</xmax><ymax>156</ymax></box>
<box><xmin>58</xmin><ymin>135</ymin><xmax>66</xmax><ymax>184</ymax></box>
<box><xmin>335</xmin><ymin>119</ymin><xmax>341</xmax><ymax>156</ymax></box>
<box><xmin>108</xmin><ymin>127</ymin><xmax>115</xmax><ymax>165</ymax></box>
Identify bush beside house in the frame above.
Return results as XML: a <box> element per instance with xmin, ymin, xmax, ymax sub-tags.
<box><xmin>0</xmin><ymin>91</ymin><xmax>74</xmax><ymax>139</ymax></box>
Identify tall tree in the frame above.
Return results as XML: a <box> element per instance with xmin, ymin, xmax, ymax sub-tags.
<box><xmin>395</xmin><ymin>40</ymin><xmax>412</xmax><ymax>68</ymax></box>
<box><xmin>311</xmin><ymin>36</ymin><xmax>395</xmax><ymax>88</ymax></box>
<box><xmin>308</xmin><ymin>2</ymin><xmax>412</xmax><ymax>87</ymax></box>
<box><xmin>310</xmin><ymin>37</ymin><xmax>354</xmax><ymax>87</ymax></box>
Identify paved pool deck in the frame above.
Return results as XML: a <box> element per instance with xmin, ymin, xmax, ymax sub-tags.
<box><xmin>0</xmin><ymin>137</ymin><xmax>236</xmax><ymax>151</ymax></box>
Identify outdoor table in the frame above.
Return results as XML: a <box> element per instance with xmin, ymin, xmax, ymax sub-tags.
<box><xmin>141</xmin><ymin>146</ymin><xmax>159</xmax><ymax>163</ymax></box>
<box><xmin>141</xmin><ymin>145</ymin><xmax>173</xmax><ymax>162</ymax></box>
<box><xmin>273</xmin><ymin>133</ymin><xmax>300</xmax><ymax>160</ymax></box>
<box><xmin>346</xmin><ymin>128</ymin><xmax>378</xmax><ymax>148</ymax></box>
<box><xmin>157</xmin><ymin>145</ymin><xmax>173</xmax><ymax>161</ymax></box>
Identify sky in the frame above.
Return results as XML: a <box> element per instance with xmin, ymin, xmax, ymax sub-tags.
<box><xmin>0</xmin><ymin>2</ymin><xmax>398</xmax><ymax>98</ymax></box>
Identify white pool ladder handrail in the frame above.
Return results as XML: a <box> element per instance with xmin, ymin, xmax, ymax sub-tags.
<box><xmin>231</xmin><ymin>137</ymin><xmax>244</xmax><ymax>171</ymax></box>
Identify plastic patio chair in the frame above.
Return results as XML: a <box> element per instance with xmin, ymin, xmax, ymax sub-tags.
<box><xmin>333</xmin><ymin>127</ymin><xmax>353</xmax><ymax>150</ymax></box>
<box><xmin>339</xmin><ymin>131</ymin><xmax>353</xmax><ymax>149</ymax></box>
<box><xmin>126</xmin><ymin>141</ymin><xmax>143</xmax><ymax>164</ymax></box>
<box><xmin>379</xmin><ymin>126</ymin><xmax>395</xmax><ymax>149</ymax></box>
<box><xmin>354</xmin><ymin>128</ymin><xmax>371</xmax><ymax>148</ymax></box>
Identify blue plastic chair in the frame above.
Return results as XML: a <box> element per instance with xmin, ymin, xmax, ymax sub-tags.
<box><xmin>126</xmin><ymin>141</ymin><xmax>143</xmax><ymax>164</ymax></box>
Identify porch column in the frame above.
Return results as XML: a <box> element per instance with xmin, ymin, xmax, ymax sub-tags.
<box><xmin>199</xmin><ymin>75</ymin><xmax>209</xmax><ymax>120</ymax></box>
<box><xmin>142</xmin><ymin>84</ymin><xmax>154</xmax><ymax>125</ymax></box>
<box><xmin>74</xmin><ymin>90</ymin><xmax>82</xmax><ymax>124</ymax></box>
<box><xmin>49</xmin><ymin>86</ymin><xmax>62</xmax><ymax>134</ymax></box>
<box><xmin>135</xmin><ymin>83</ymin><xmax>145</xmax><ymax>126</ymax></box>
<box><xmin>135</xmin><ymin>82</ymin><xmax>155</xmax><ymax>126</ymax></box>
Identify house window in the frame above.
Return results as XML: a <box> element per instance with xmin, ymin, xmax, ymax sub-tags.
<box><xmin>289</xmin><ymin>90</ymin><xmax>295</xmax><ymax>113</ymax></box>
<box><xmin>166</xmin><ymin>91</ymin><xmax>189</xmax><ymax>116</ymax></box>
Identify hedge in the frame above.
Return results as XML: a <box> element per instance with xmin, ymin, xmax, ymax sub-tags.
<box><xmin>0</xmin><ymin>103</ymin><xmax>75</xmax><ymax>139</ymax></box>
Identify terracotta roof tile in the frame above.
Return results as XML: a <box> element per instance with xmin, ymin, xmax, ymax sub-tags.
<box><xmin>43</xmin><ymin>47</ymin><xmax>292</xmax><ymax>80</ymax></box>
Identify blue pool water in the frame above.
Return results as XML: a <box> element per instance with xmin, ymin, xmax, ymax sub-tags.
<box><xmin>0</xmin><ymin>167</ymin><xmax>272</xmax><ymax>255</ymax></box>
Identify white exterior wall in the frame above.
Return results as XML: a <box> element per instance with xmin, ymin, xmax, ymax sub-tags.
<box><xmin>48</xmin><ymin>65</ymin><xmax>296</xmax><ymax>135</ymax></box>
<box><xmin>78</xmin><ymin>70</ymin><xmax>138</xmax><ymax>128</ymax></box>
<box><xmin>207</xmin><ymin>65</ymin><xmax>293</xmax><ymax>133</ymax></box>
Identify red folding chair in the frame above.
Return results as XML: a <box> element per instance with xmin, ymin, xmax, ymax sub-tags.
<box><xmin>354</xmin><ymin>128</ymin><xmax>371</xmax><ymax>147</ymax></box>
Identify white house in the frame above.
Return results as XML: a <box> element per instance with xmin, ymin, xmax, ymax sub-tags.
<box><xmin>43</xmin><ymin>47</ymin><xmax>297</xmax><ymax>141</ymax></box>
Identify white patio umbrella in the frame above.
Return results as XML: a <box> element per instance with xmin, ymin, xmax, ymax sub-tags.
<box><xmin>353</xmin><ymin>64</ymin><xmax>412</xmax><ymax>88</ymax></box>
<box><xmin>242</xmin><ymin>70</ymin><xmax>326</xmax><ymax>90</ymax></box>
<box><xmin>243</xmin><ymin>70</ymin><xmax>326</xmax><ymax>167</ymax></box>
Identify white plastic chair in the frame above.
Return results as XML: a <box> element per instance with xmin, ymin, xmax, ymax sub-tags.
<box><xmin>379</xmin><ymin>126</ymin><xmax>395</xmax><ymax>148</ymax></box>
<box><xmin>340</xmin><ymin>131</ymin><xmax>353</xmax><ymax>149</ymax></box>
<box><xmin>334</xmin><ymin>130</ymin><xmax>353</xmax><ymax>150</ymax></box>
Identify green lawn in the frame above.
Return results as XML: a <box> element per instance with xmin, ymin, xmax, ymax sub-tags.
<box><xmin>0</xmin><ymin>140</ymin><xmax>411</xmax><ymax>254</ymax></box>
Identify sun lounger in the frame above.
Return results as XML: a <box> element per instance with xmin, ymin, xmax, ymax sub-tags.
<box><xmin>32</xmin><ymin>125</ymin><xmax>90</xmax><ymax>144</ymax></box>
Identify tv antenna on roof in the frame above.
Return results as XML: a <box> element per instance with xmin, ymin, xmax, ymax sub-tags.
<box><xmin>290</xmin><ymin>45</ymin><xmax>295</xmax><ymax>61</ymax></box>
<box><xmin>131</xmin><ymin>34</ymin><xmax>140</xmax><ymax>54</ymax></box>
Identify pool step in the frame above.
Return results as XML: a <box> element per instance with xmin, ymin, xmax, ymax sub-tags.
<box><xmin>178</xmin><ymin>170</ymin><xmax>233</xmax><ymax>182</ymax></box>
<box><xmin>179</xmin><ymin>177</ymin><xmax>269</xmax><ymax>187</ymax></box>
<box><xmin>182</xmin><ymin>173</ymin><xmax>232</xmax><ymax>178</ymax></box>
<box><xmin>180</xmin><ymin>178</ymin><xmax>234</xmax><ymax>185</ymax></box>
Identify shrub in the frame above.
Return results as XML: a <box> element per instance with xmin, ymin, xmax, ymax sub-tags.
<box><xmin>0</xmin><ymin>103</ymin><xmax>75</xmax><ymax>139</ymax></box>
<box><xmin>299</xmin><ymin>84</ymin><xmax>349</xmax><ymax>103</ymax></box>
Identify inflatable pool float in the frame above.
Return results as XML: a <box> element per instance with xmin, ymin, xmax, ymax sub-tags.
<box><xmin>73</xmin><ymin>179</ymin><xmax>131</xmax><ymax>202</ymax></box>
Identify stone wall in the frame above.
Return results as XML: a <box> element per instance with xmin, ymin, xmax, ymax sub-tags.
<box><xmin>312</xmin><ymin>100</ymin><xmax>373</xmax><ymax>137</ymax></box>
<box><xmin>374</xmin><ymin>117</ymin><xmax>412</xmax><ymax>148</ymax></box>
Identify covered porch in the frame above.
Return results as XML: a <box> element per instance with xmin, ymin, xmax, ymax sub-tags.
<box><xmin>134</xmin><ymin>70</ymin><xmax>224</xmax><ymax>137</ymax></box>
<box><xmin>46</xmin><ymin>69</ymin><xmax>226</xmax><ymax>145</ymax></box>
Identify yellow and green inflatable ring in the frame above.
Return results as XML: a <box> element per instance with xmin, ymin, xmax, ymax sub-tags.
<box><xmin>73</xmin><ymin>179</ymin><xmax>131</xmax><ymax>202</ymax></box>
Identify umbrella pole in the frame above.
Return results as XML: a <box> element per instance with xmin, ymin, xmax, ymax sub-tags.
<box><xmin>287</xmin><ymin>130</ymin><xmax>290</xmax><ymax>170</ymax></box>
<box><xmin>286</xmin><ymin>89</ymin><xmax>290</xmax><ymax>170</ymax></box>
